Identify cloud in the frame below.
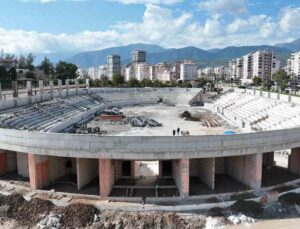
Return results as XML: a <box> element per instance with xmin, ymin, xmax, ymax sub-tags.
<box><xmin>108</xmin><ymin>0</ymin><xmax>182</xmax><ymax>4</ymax></box>
<box><xmin>198</xmin><ymin>0</ymin><xmax>248</xmax><ymax>14</ymax></box>
<box><xmin>20</xmin><ymin>0</ymin><xmax>87</xmax><ymax>3</ymax></box>
<box><xmin>1</xmin><ymin>4</ymin><xmax>300</xmax><ymax>54</ymax></box>
<box><xmin>280</xmin><ymin>7</ymin><xmax>300</xmax><ymax>32</ymax></box>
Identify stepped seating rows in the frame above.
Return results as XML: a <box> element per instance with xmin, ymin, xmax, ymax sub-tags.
<box><xmin>214</xmin><ymin>92</ymin><xmax>300</xmax><ymax>131</ymax></box>
<box><xmin>0</xmin><ymin>95</ymin><xmax>104</xmax><ymax>132</ymax></box>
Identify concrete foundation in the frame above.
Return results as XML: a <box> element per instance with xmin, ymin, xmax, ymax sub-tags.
<box><xmin>99</xmin><ymin>159</ymin><xmax>115</xmax><ymax>198</ymax></box>
<box><xmin>289</xmin><ymin>148</ymin><xmax>300</xmax><ymax>175</ymax></box>
<box><xmin>226</xmin><ymin>154</ymin><xmax>262</xmax><ymax>191</ymax></box>
<box><xmin>77</xmin><ymin>158</ymin><xmax>98</xmax><ymax>190</ymax></box>
<box><xmin>28</xmin><ymin>154</ymin><xmax>49</xmax><ymax>190</ymax></box>
<box><xmin>172</xmin><ymin>159</ymin><xmax>189</xmax><ymax>197</ymax></box>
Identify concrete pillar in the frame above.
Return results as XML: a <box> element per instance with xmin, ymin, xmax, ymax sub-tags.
<box><xmin>39</xmin><ymin>80</ymin><xmax>44</xmax><ymax>98</ymax></box>
<box><xmin>99</xmin><ymin>159</ymin><xmax>114</xmax><ymax>198</ymax></box>
<box><xmin>253</xmin><ymin>89</ymin><xmax>256</xmax><ymax>96</ymax></box>
<box><xmin>277</xmin><ymin>93</ymin><xmax>280</xmax><ymax>100</ymax></box>
<box><xmin>26</xmin><ymin>81</ymin><xmax>32</xmax><ymax>104</ymax></box>
<box><xmin>0</xmin><ymin>81</ymin><xmax>2</xmax><ymax>100</ymax></box>
<box><xmin>28</xmin><ymin>154</ymin><xmax>49</xmax><ymax>190</ymax></box>
<box><xmin>159</xmin><ymin>161</ymin><xmax>163</xmax><ymax>177</ymax></box>
<box><xmin>263</xmin><ymin>152</ymin><xmax>274</xmax><ymax>169</ymax></box>
<box><xmin>289</xmin><ymin>148</ymin><xmax>300</xmax><ymax>175</ymax></box>
<box><xmin>114</xmin><ymin>160</ymin><xmax>122</xmax><ymax>181</ymax></box>
<box><xmin>76</xmin><ymin>158</ymin><xmax>98</xmax><ymax>190</ymax></box>
<box><xmin>288</xmin><ymin>95</ymin><xmax>292</xmax><ymax>103</ymax></box>
<box><xmin>12</xmin><ymin>81</ymin><xmax>18</xmax><ymax>98</ymax></box>
<box><xmin>131</xmin><ymin>160</ymin><xmax>135</xmax><ymax>177</ymax></box>
<box><xmin>0</xmin><ymin>150</ymin><xmax>7</xmax><ymax>175</ymax></box>
<box><xmin>172</xmin><ymin>159</ymin><xmax>189</xmax><ymax>197</ymax></box>
<box><xmin>58</xmin><ymin>80</ymin><xmax>62</xmax><ymax>97</ymax></box>
<box><xmin>259</xmin><ymin>91</ymin><xmax>263</xmax><ymax>97</ymax></box>
<box><xmin>268</xmin><ymin>92</ymin><xmax>271</xmax><ymax>98</ymax></box>
<box><xmin>226</xmin><ymin>154</ymin><xmax>262</xmax><ymax>191</ymax></box>
<box><xmin>197</xmin><ymin>158</ymin><xmax>215</xmax><ymax>190</ymax></box>
<box><xmin>86</xmin><ymin>79</ymin><xmax>90</xmax><ymax>90</ymax></box>
<box><xmin>65</xmin><ymin>79</ymin><xmax>70</xmax><ymax>96</ymax></box>
<box><xmin>49</xmin><ymin>81</ymin><xmax>54</xmax><ymax>99</ymax></box>
<box><xmin>75</xmin><ymin>79</ymin><xmax>79</xmax><ymax>95</ymax></box>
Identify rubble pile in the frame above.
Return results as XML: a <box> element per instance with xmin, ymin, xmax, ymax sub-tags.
<box><xmin>128</xmin><ymin>116</ymin><xmax>162</xmax><ymax>127</ymax></box>
<box><xmin>229</xmin><ymin>200</ymin><xmax>264</xmax><ymax>218</ymax></box>
<box><xmin>60</xmin><ymin>203</ymin><xmax>98</xmax><ymax>228</ymax></box>
<box><xmin>278</xmin><ymin>192</ymin><xmax>300</xmax><ymax>206</ymax></box>
<box><xmin>93</xmin><ymin>211</ymin><xmax>206</xmax><ymax>229</ymax></box>
<box><xmin>0</xmin><ymin>194</ymin><xmax>54</xmax><ymax>226</ymax></box>
<box><xmin>37</xmin><ymin>213</ymin><xmax>63</xmax><ymax>229</ymax></box>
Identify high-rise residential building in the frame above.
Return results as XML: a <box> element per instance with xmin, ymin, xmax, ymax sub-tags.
<box><xmin>131</xmin><ymin>50</ymin><xmax>146</xmax><ymax>63</ymax></box>
<box><xmin>251</xmin><ymin>50</ymin><xmax>279</xmax><ymax>81</ymax></box>
<box><xmin>290</xmin><ymin>52</ymin><xmax>300</xmax><ymax>77</ymax></box>
<box><xmin>107</xmin><ymin>54</ymin><xmax>121</xmax><ymax>79</ymax></box>
<box><xmin>243</xmin><ymin>54</ymin><xmax>253</xmax><ymax>80</ymax></box>
<box><xmin>180</xmin><ymin>61</ymin><xmax>198</xmax><ymax>81</ymax></box>
<box><xmin>136</xmin><ymin>63</ymin><xmax>150</xmax><ymax>81</ymax></box>
<box><xmin>228</xmin><ymin>58</ymin><xmax>243</xmax><ymax>80</ymax></box>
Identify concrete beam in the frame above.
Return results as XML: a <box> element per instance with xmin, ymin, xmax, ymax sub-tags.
<box><xmin>76</xmin><ymin>158</ymin><xmax>98</xmax><ymax>190</ymax></box>
<box><xmin>289</xmin><ymin>148</ymin><xmax>300</xmax><ymax>175</ymax></box>
<box><xmin>99</xmin><ymin>159</ymin><xmax>114</xmax><ymax>198</ymax></box>
<box><xmin>226</xmin><ymin>154</ymin><xmax>262</xmax><ymax>191</ymax></box>
<box><xmin>28</xmin><ymin>154</ymin><xmax>49</xmax><ymax>190</ymax></box>
<box><xmin>172</xmin><ymin>159</ymin><xmax>189</xmax><ymax>197</ymax></box>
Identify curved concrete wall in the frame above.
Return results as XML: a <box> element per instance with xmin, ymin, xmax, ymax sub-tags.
<box><xmin>0</xmin><ymin>127</ymin><xmax>299</xmax><ymax>160</ymax></box>
<box><xmin>0</xmin><ymin>87</ymin><xmax>299</xmax><ymax>160</ymax></box>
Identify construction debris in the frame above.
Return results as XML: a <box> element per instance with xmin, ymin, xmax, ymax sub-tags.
<box><xmin>128</xmin><ymin>116</ymin><xmax>162</xmax><ymax>128</ymax></box>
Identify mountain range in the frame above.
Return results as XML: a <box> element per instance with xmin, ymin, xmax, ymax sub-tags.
<box><xmin>36</xmin><ymin>39</ymin><xmax>300</xmax><ymax>68</ymax></box>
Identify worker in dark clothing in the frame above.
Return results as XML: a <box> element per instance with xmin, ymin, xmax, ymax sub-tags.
<box><xmin>177</xmin><ymin>127</ymin><xmax>180</xmax><ymax>135</ymax></box>
<box><xmin>173</xmin><ymin>129</ymin><xmax>176</xmax><ymax>136</ymax></box>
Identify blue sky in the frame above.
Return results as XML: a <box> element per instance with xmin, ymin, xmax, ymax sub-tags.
<box><xmin>0</xmin><ymin>0</ymin><xmax>300</xmax><ymax>54</ymax></box>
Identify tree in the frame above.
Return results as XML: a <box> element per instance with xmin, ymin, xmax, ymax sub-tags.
<box><xmin>112</xmin><ymin>74</ymin><xmax>125</xmax><ymax>87</ymax></box>
<box><xmin>273</xmin><ymin>69</ymin><xmax>289</xmax><ymax>92</ymax></box>
<box><xmin>140</xmin><ymin>79</ymin><xmax>153</xmax><ymax>87</ymax></box>
<box><xmin>0</xmin><ymin>66</ymin><xmax>8</xmax><ymax>80</ymax></box>
<box><xmin>25</xmin><ymin>71</ymin><xmax>36</xmax><ymax>80</ymax></box>
<box><xmin>39</xmin><ymin>57</ymin><xmax>54</xmax><ymax>76</ymax></box>
<box><xmin>128</xmin><ymin>78</ymin><xmax>140</xmax><ymax>87</ymax></box>
<box><xmin>55</xmin><ymin>61</ymin><xmax>78</xmax><ymax>81</ymax></box>
<box><xmin>253</xmin><ymin>76</ymin><xmax>262</xmax><ymax>87</ymax></box>
<box><xmin>26</xmin><ymin>53</ymin><xmax>35</xmax><ymax>71</ymax></box>
<box><xmin>8</xmin><ymin>67</ymin><xmax>17</xmax><ymax>81</ymax></box>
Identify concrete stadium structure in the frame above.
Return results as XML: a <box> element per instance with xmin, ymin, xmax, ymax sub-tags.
<box><xmin>0</xmin><ymin>80</ymin><xmax>300</xmax><ymax>201</ymax></box>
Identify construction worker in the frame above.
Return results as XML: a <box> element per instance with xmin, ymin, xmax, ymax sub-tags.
<box><xmin>177</xmin><ymin>127</ymin><xmax>180</xmax><ymax>135</ymax></box>
<box><xmin>173</xmin><ymin>129</ymin><xmax>176</xmax><ymax>136</ymax></box>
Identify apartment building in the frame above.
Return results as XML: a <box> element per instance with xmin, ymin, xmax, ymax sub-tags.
<box><xmin>131</xmin><ymin>50</ymin><xmax>146</xmax><ymax>63</ymax></box>
<box><xmin>107</xmin><ymin>55</ymin><xmax>121</xmax><ymax>79</ymax></box>
<box><xmin>180</xmin><ymin>61</ymin><xmax>198</xmax><ymax>81</ymax></box>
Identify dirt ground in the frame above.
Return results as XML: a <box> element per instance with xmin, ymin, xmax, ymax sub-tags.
<box><xmin>87</xmin><ymin>104</ymin><xmax>237</xmax><ymax>136</ymax></box>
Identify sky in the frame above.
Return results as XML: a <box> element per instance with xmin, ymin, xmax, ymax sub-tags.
<box><xmin>0</xmin><ymin>0</ymin><xmax>299</xmax><ymax>54</ymax></box>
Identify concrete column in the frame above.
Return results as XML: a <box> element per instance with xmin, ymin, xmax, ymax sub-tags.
<box><xmin>289</xmin><ymin>148</ymin><xmax>300</xmax><ymax>175</ymax></box>
<box><xmin>259</xmin><ymin>91</ymin><xmax>263</xmax><ymax>97</ymax></box>
<box><xmin>159</xmin><ymin>161</ymin><xmax>163</xmax><ymax>177</ymax></box>
<box><xmin>86</xmin><ymin>79</ymin><xmax>90</xmax><ymax>90</ymax></box>
<box><xmin>277</xmin><ymin>93</ymin><xmax>280</xmax><ymax>100</ymax></box>
<box><xmin>99</xmin><ymin>159</ymin><xmax>114</xmax><ymax>198</ymax></box>
<box><xmin>288</xmin><ymin>95</ymin><xmax>292</xmax><ymax>103</ymax></box>
<box><xmin>226</xmin><ymin>154</ymin><xmax>262</xmax><ymax>191</ymax></box>
<box><xmin>263</xmin><ymin>152</ymin><xmax>274</xmax><ymax>169</ymax></box>
<box><xmin>75</xmin><ymin>79</ymin><xmax>79</xmax><ymax>95</ymax></box>
<box><xmin>26</xmin><ymin>81</ymin><xmax>32</xmax><ymax>104</ymax></box>
<box><xmin>0</xmin><ymin>81</ymin><xmax>2</xmax><ymax>100</ymax></box>
<box><xmin>76</xmin><ymin>158</ymin><xmax>98</xmax><ymax>190</ymax></box>
<box><xmin>114</xmin><ymin>160</ymin><xmax>122</xmax><ymax>181</ymax></box>
<box><xmin>49</xmin><ymin>81</ymin><xmax>54</xmax><ymax>99</ymax></box>
<box><xmin>28</xmin><ymin>154</ymin><xmax>49</xmax><ymax>190</ymax></box>
<box><xmin>172</xmin><ymin>159</ymin><xmax>189</xmax><ymax>197</ymax></box>
<box><xmin>58</xmin><ymin>80</ymin><xmax>62</xmax><ymax>97</ymax></box>
<box><xmin>268</xmin><ymin>92</ymin><xmax>271</xmax><ymax>98</ymax></box>
<box><xmin>253</xmin><ymin>89</ymin><xmax>256</xmax><ymax>96</ymax></box>
<box><xmin>0</xmin><ymin>150</ymin><xmax>7</xmax><ymax>175</ymax></box>
<box><xmin>197</xmin><ymin>158</ymin><xmax>215</xmax><ymax>190</ymax></box>
<box><xmin>65</xmin><ymin>79</ymin><xmax>70</xmax><ymax>96</ymax></box>
<box><xmin>39</xmin><ymin>80</ymin><xmax>44</xmax><ymax>99</ymax></box>
<box><xmin>12</xmin><ymin>81</ymin><xmax>18</xmax><ymax>98</ymax></box>
<box><xmin>131</xmin><ymin>160</ymin><xmax>135</xmax><ymax>177</ymax></box>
